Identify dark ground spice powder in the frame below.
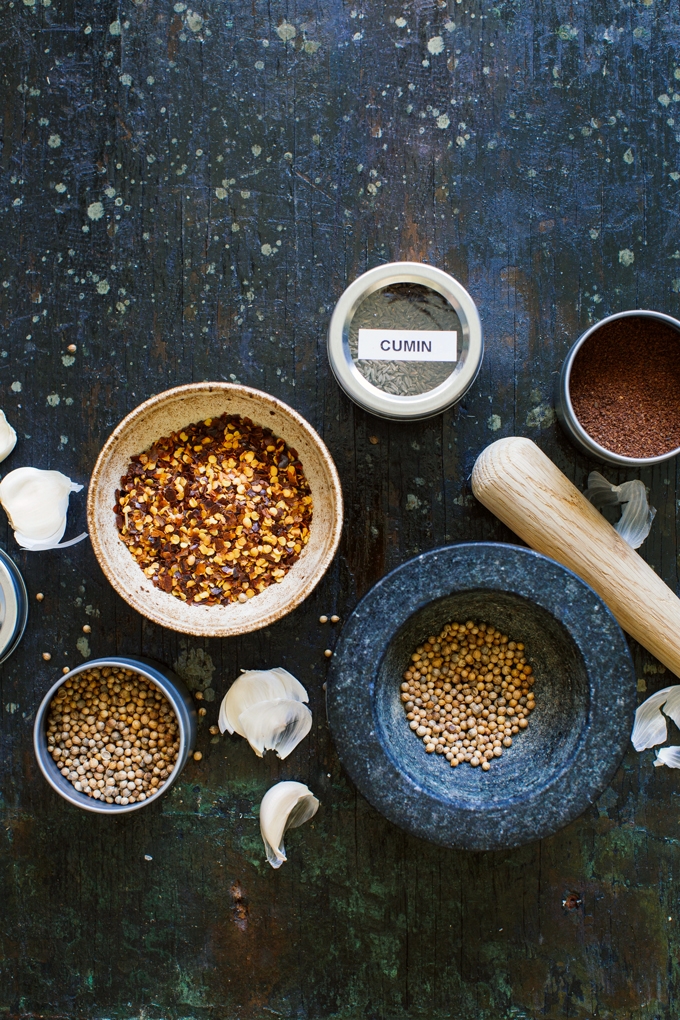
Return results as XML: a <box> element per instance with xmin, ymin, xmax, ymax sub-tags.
<box><xmin>569</xmin><ymin>315</ymin><xmax>680</xmax><ymax>458</ymax></box>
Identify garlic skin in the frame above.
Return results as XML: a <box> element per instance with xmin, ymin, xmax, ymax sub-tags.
<box><xmin>239</xmin><ymin>698</ymin><xmax>312</xmax><ymax>759</ymax></box>
<box><xmin>0</xmin><ymin>411</ymin><xmax>17</xmax><ymax>464</ymax></box>
<box><xmin>259</xmin><ymin>781</ymin><xmax>319</xmax><ymax>869</ymax></box>
<box><xmin>0</xmin><ymin>467</ymin><xmax>87</xmax><ymax>551</ymax></box>
<box><xmin>218</xmin><ymin>668</ymin><xmax>311</xmax><ymax>759</ymax></box>
<box><xmin>631</xmin><ymin>686</ymin><xmax>680</xmax><ymax>751</ymax></box>
<box><xmin>584</xmin><ymin>471</ymin><xmax>655</xmax><ymax>549</ymax></box>
<box><xmin>654</xmin><ymin>746</ymin><xmax>680</xmax><ymax>769</ymax></box>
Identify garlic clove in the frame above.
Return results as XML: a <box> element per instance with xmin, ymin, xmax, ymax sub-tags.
<box><xmin>0</xmin><ymin>411</ymin><xmax>17</xmax><ymax>464</ymax></box>
<box><xmin>218</xmin><ymin>667</ymin><xmax>308</xmax><ymax>735</ymax></box>
<box><xmin>631</xmin><ymin>685</ymin><xmax>680</xmax><ymax>751</ymax></box>
<box><xmin>0</xmin><ymin>467</ymin><xmax>87</xmax><ymax>550</ymax></box>
<box><xmin>584</xmin><ymin>471</ymin><xmax>655</xmax><ymax>549</ymax></box>
<box><xmin>238</xmin><ymin>698</ymin><xmax>312</xmax><ymax>759</ymax></box>
<box><xmin>259</xmin><ymin>781</ymin><xmax>319</xmax><ymax>869</ymax></box>
<box><xmin>654</xmin><ymin>746</ymin><xmax>680</xmax><ymax>768</ymax></box>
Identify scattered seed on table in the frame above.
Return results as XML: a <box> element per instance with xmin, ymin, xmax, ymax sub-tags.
<box><xmin>36</xmin><ymin>592</ymin><xmax>44</xmax><ymax>602</ymax></box>
<box><xmin>331</xmin><ymin>615</ymin><xmax>340</xmax><ymax>624</ymax></box>
<box><xmin>195</xmin><ymin>691</ymin><xmax>204</xmax><ymax>701</ymax></box>
<box><xmin>45</xmin><ymin>665</ymin><xmax>180</xmax><ymax>805</ymax></box>
<box><xmin>319</xmin><ymin>615</ymin><xmax>328</xmax><ymax>624</ymax></box>
<box><xmin>82</xmin><ymin>625</ymin><xmax>91</xmax><ymax>634</ymax></box>
<box><xmin>114</xmin><ymin>413</ymin><xmax>313</xmax><ymax>607</ymax></box>
<box><xmin>62</xmin><ymin>666</ymin><xmax>70</xmax><ymax>674</ymax></box>
<box><xmin>193</xmin><ymin>751</ymin><xmax>203</xmax><ymax>761</ymax></box>
<box><xmin>42</xmin><ymin>652</ymin><xmax>51</xmax><ymax>661</ymax></box>
<box><xmin>198</xmin><ymin>707</ymin><xmax>207</xmax><ymax>717</ymax></box>
<box><xmin>324</xmin><ymin>649</ymin><xmax>332</xmax><ymax>658</ymax></box>
<box><xmin>402</xmin><ymin>619</ymin><xmax>536</xmax><ymax>771</ymax></box>
<box><xmin>209</xmin><ymin>725</ymin><xmax>219</xmax><ymax>735</ymax></box>
<box><xmin>369</xmin><ymin>436</ymin><xmax>379</xmax><ymax>445</ymax></box>
<box><xmin>67</xmin><ymin>344</ymin><xmax>77</xmax><ymax>353</ymax></box>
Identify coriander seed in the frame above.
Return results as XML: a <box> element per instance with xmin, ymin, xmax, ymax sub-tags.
<box><xmin>401</xmin><ymin>617</ymin><xmax>536</xmax><ymax>772</ymax></box>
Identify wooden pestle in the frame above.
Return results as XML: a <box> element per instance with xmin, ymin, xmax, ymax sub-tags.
<box><xmin>471</xmin><ymin>436</ymin><xmax>680</xmax><ymax>677</ymax></box>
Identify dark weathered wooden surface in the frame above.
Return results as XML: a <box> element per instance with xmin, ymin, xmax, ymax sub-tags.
<box><xmin>1</xmin><ymin>0</ymin><xmax>680</xmax><ymax>1016</ymax></box>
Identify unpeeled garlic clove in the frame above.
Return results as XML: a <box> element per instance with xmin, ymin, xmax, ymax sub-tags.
<box><xmin>0</xmin><ymin>411</ymin><xmax>17</xmax><ymax>464</ymax></box>
<box><xmin>238</xmin><ymin>698</ymin><xmax>312</xmax><ymax>759</ymax></box>
<box><xmin>0</xmin><ymin>466</ymin><xmax>87</xmax><ymax>551</ymax></box>
<box><xmin>631</xmin><ymin>685</ymin><xmax>680</xmax><ymax>751</ymax></box>
<box><xmin>259</xmin><ymin>781</ymin><xmax>319</xmax><ymax>869</ymax></box>
<box><xmin>218</xmin><ymin>667</ymin><xmax>308</xmax><ymax>737</ymax></box>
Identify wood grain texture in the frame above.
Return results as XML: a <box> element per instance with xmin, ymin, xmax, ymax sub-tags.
<box><xmin>2</xmin><ymin>0</ymin><xmax>680</xmax><ymax>1018</ymax></box>
<box><xmin>472</xmin><ymin>436</ymin><xmax>680</xmax><ymax>679</ymax></box>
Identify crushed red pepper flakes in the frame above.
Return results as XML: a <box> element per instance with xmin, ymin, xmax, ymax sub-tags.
<box><xmin>114</xmin><ymin>413</ymin><xmax>313</xmax><ymax>606</ymax></box>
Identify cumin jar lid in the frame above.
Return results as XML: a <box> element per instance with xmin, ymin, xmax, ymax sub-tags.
<box><xmin>327</xmin><ymin>262</ymin><xmax>483</xmax><ymax>420</ymax></box>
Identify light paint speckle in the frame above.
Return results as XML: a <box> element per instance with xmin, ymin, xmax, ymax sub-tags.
<box><xmin>55</xmin><ymin>183</ymin><xmax>66</xmax><ymax>193</ymax></box>
<box><xmin>436</xmin><ymin>113</ymin><xmax>450</xmax><ymax>129</ymax></box>
<box><xmin>104</xmin><ymin>186</ymin><xmax>116</xmax><ymax>198</ymax></box>
<box><xmin>61</xmin><ymin>355</ymin><xmax>75</xmax><ymax>367</ymax></box>
<box><xmin>47</xmin><ymin>393</ymin><xmax>60</xmax><ymax>406</ymax></box>
<box><xmin>261</xmin><ymin>243</ymin><xmax>272</xmax><ymax>256</ymax></box>
<box><xmin>96</xmin><ymin>279</ymin><xmax>110</xmax><ymax>294</ymax></box>
<box><xmin>395</xmin><ymin>17</ymin><xmax>406</xmax><ymax>27</ymax></box>
<box><xmin>659</xmin><ymin>93</ymin><xmax>671</xmax><ymax>106</ymax></box>
<box><xmin>109</xmin><ymin>19</ymin><xmax>121</xmax><ymax>35</ymax></box>
<box><xmin>76</xmin><ymin>636</ymin><xmax>90</xmax><ymax>658</ymax></box>
<box><xmin>186</xmin><ymin>11</ymin><xmax>203</xmax><ymax>32</ymax></box>
<box><xmin>623</xmin><ymin>147</ymin><xmax>634</xmax><ymax>164</ymax></box>
<box><xmin>251</xmin><ymin>144</ymin><xmax>262</xmax><ymax>157</ymax></box>
<box><xmin>487</xmin><ymin>414</ymin><xmax>502</xmax><ymax>431</ymax></box>
<box><xmin>10</xmin><ymin>382</ymin><xmax>22</xmax><ymax>393</ymax></box>
<box><xmin>304</xmin><ymin>40</ymin><xmax>320</xmax><ymax>53</ymax></box>
<box><xmin>60</xmin><ymin>435</ymin><xmax>68</xmax><ymax>444</ymax></box>
<box><xmin>427</xmin><ymin>35</ymin><xmax>444</xmax><ymax>54</ymax></box>
<box><xmin>618</xmin><ymin>248</ymin><xmax>635</xmax><ymax>266</ymax></box>
<box><xmin>119</xmin><ymin>73</ymin><xmax>132</xmax><ymax>86</ymax></box>
<box><xmin>557</xmin><ymin>24</ymin><xmax>578</xmax><ymax>40</ymax></box>
<box><xmin>215</xmin><ymin>187</ymin><xmax>227</xmax><ymax>200</ymax></box>
<box><xmin>526</xmin><ymin>404</ymin><xmax>556</xmax><ymax>429</ymax></box>
<box><xmin>47</xmin><ymin>134</ymin><xmax>61</xmax><ymax>148</ymax></box>
<box><xmin>87</xmin><ymin>201</ymin><xmax>104</xmax><ymax>221</ymax></box>
<box><xmin>276</xmin><ymin>21</ymin><xmax>296</xmax><ymax>42</ymax></box>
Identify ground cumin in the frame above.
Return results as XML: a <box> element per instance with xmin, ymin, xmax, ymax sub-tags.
<box><xmin>569</xmin><ymin>316</ymin><xmax>680</xmax><ymax>458</ymax></box>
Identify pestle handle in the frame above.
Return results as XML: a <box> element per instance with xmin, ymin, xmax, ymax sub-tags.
<box><xmin>471</xmin><ymin>436</ymin><xmax>680</xmax><ymax>678</ymax></box>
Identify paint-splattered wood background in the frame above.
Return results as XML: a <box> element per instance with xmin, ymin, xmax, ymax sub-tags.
<box><xmin>1</xmin><ymin>0</ymin><xmax>679</xmax><ymax>1017</ymax></box>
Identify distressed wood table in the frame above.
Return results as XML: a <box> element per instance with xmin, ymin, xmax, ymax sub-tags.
<box><xmin>1</xmin><ymin>1</ymin><xmax>678</xmax><ymax>1017</ymax></box>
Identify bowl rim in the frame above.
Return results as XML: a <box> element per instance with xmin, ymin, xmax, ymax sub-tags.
<box><xmin>326</xmin><ymin>541</ymin><xmax>637</xmax><ymax>851</ymax></box>
<box><xmin>86</xmin><ymin>382</ymin><xmax>344</xmax><ymax>637</ymax></box>
<box><xmin>33</xmin><ymin>656</ymin><xmax>197</xmax><ymax>814</ymax></box>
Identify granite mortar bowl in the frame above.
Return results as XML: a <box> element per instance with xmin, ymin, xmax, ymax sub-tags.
<box><xmin>326</xmin><ymin>543</ymin><xmax>636</xmax><ymax>851</ymax></box>
<box><xmin>87</xmin><ymin>382</ymin><xmax>343</xmax><ymax>637</ymax></box>
<box><xmin>33</xmin><ymin>656</ymin><xmax>197</xmax><ymax>814</ymax></box>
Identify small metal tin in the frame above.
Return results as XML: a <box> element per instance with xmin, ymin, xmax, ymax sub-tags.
<box><xmin>327</xmin><ymin>262</ymin><xmax>483</xmax><ymax>420</ymax></box>
<box><xmin>0</xmin><ymin>548</ymin><xmax>28</xmax><ymax>664</ymax></box>
<box><xmin>33</xmin><ymin>656</ymin><xmax>197</xmax><ymax>814</ymax></box>
<box><xmin>556</xmin><ymin>309</ymin><xmax>680</xmax><ymax>467</ymax></box>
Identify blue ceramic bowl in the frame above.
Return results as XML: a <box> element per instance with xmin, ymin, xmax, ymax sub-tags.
<box><xmin>326</xmin><ymin>543</ymin><xmax>636</xmax><ymax>851</ymax></box>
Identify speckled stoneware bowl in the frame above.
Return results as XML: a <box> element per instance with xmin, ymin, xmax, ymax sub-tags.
<box><xmin>326</xmin><ymin>543</ymin><xmax>636</xmax><ymax>851</ymax></box>
<box><xmin>88</xmin><ymin>383</ymin><xmax>343</xmax><ymax>637</ymax></box>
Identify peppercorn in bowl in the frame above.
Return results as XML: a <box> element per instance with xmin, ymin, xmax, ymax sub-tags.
<box><xmin>87</xmin><ymin>383</ymin><xmax>343</xmax><ymax>637</ymax></box>
<box><xmin>33</xmin><ymin>657</ymin><xmax>197</xmax><ymax>814</ymax></box>
<box><xmin>326</xmin><ymin>543</ymin><xmax>637</xmax><ymax>851</ymax></box>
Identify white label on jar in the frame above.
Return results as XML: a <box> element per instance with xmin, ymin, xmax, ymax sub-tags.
<box><xmin>357</xmin><ymin>329</ymin><xmax>457</xmax><ymax>362</ymax></box>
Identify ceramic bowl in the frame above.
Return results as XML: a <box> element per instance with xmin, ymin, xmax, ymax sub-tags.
<box><xmin>326</xmin><ymin>543</ymin><xmax>636</xmax><ymax>851</ymax></box>
<box><xmin>33</xmin><ymin>656</ymin><xmax>197</xmax><ymax>814</ymax></box>
<box><xmin>87</xmin><ymin>383</ymin><xmax>343</xmax><ymax>637</ymax></box>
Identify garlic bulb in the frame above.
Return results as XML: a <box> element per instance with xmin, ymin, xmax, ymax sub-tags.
<box><xmin>631</xmin><ymin>685</ymin><xmax>680</xmax><ymax>751</ymax></box>
<box><xmin>0</xmin><ymin>467</ymin><xmax>87</xmax><ymax>550</ymax></box>
<box><xmin>259</xmin><ymin>781</ymin><xmax>319</xmax><ymax>869</ymax></box>
<box><xmin>218</xmin><ymin>668</ymin><xmax>312</xmax><ymax>759</ymax></box>
<box><xmin>0</xmin><ymin>411</ymin><xmax>17</xmax><ymax>464</ymax></box>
